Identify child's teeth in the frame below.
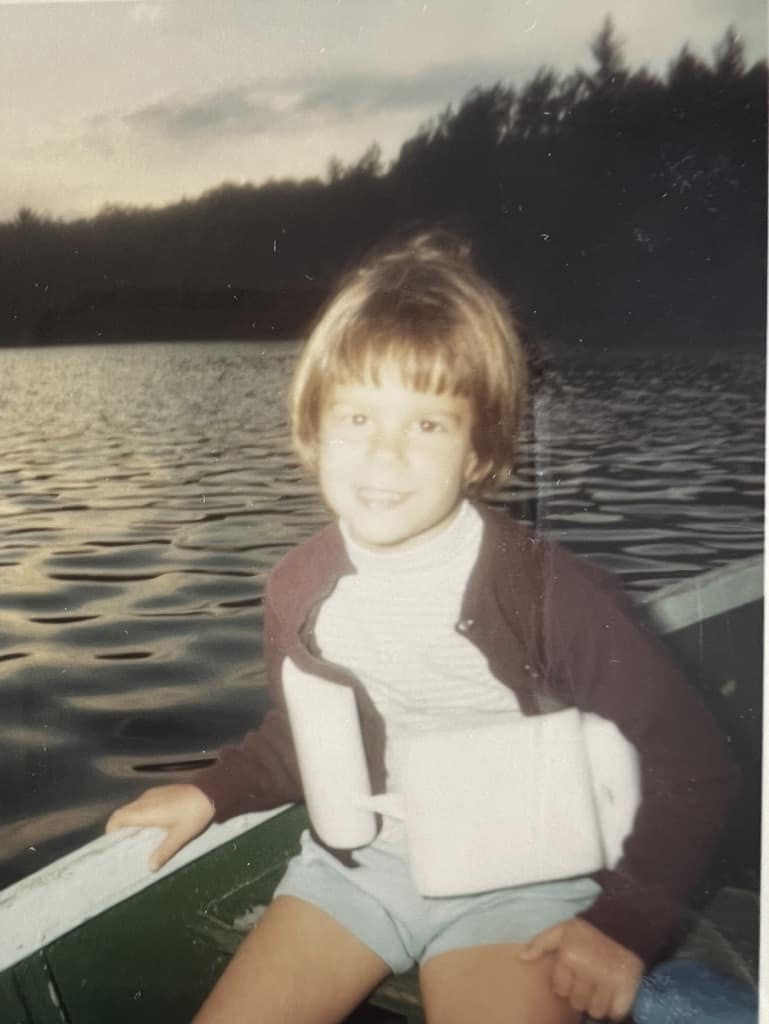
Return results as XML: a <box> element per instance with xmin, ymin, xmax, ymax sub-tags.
<box><xmin>360</xmin><ymin>488</ymin><xmax>403</xmax><ymax>505</ymax></box>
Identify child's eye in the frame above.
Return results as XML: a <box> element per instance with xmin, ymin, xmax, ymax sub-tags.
<box><xmin>350</xmin><ymin>413</ymin><xmax>368</xmax><ymax>426</ymax></box>
<box><xmin>417</xmin><ymin>419</ymin><xmax>443</xmax><ymax>434</ymax></box>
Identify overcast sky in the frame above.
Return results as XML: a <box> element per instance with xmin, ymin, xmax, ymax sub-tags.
<box><xmin>1</xmin><ymin>0</ymin><xmax>765</xmax><ymax>221</ymax></box>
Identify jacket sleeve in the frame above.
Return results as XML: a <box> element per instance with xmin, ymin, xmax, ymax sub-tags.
<box><xmin>541</xmin><ymin>546</ymin><xmax>739</xmax><ymax>965</ymax></box>
<box><xmin>193</xmin><ymin>586</ymin><xmax>303</xmax><ymax>822</ymax></box>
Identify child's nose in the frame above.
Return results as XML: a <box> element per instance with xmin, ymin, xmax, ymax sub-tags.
<box><xmin>367</xmin><ymin>427</ymin><xmax>407</xmax><ymax>464</ymax></box>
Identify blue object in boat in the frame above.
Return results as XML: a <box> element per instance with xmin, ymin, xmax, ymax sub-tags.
<box><xmin>630</xmin><ymin>959</ymin><xmax>757</xmax><ymax>1023</ymax></box>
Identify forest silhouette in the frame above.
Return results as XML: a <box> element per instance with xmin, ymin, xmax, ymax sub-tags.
<box><xmin>2</xmin><ymin>20</ymin><xmax>766</xmax><ymax>351</ymax></box>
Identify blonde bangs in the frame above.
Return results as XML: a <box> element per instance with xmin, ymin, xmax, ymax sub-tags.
<box><xmin>331</xmin><ymin>327</ymin><xmax>475</xmax><ymax>397</ymax></box>
<box><xmin>290</xmin><ymin>231</ymin><xmax>529</xmax><ymax>492</ymax></box>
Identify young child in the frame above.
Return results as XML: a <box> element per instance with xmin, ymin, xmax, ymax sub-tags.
<box><xmin>107</xmin><ymin>232</ymin><xmax>737</xmax><ymax>1024</ymax></box>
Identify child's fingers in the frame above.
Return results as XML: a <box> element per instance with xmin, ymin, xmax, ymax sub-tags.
<box><xmin>521</xmin><ymin>917</ymin><xmax>642</xmax><ymax>1021</ymax></box>
<box><xmin>104</xmin><ymin>802</ymin><xmax>148</xmax><ymax>833</ymax></box>
<box><xmin>148</xmin><ymin>828</ymin><xmax>189</xmax><ymax>872</ymax></box>
<box><xmin>519</xmin><ymin>922</ymin><xmax>563</xmax><ymax>961</ymax></box>
<box><xmin>105</xmin><ymin>790</ymin><xmax>164</xmax><ymax>833</ymax></box>
<box><xmin>587</xmin><ymin>985</ymin><xmax>612</xmax><ymax>1022</ymax></box>
<box><xmin>567</xmin><ymin>975</ymin><xmax>596</xmax><ymax>1014</ymax></box>
<box><xmin>104</xmin><ymin>812</ymin><xmax>121</xmax><ymax>834</ymax></box>
<box><xmin>104</xmin><ymin>785</ymin><xmax>214</xmax><ymax>870</ymax></box>
<box><xmin>148</xmin><ymin>808</ymin><xmax>214</xmax><ymax>870</ymax></box>
<box><xmin>105</xmin><ymin>785</ymin><xmax>213</xmax><ymax>833</ymax></box>
<box><xmin>608</xmin><ymin>980</ymin><xmax>638</xmax><ymax>1022</ymax></box>
<box><xmin>551</xmin><ymin>957</ymin><xmax>574</xmax><ymax>1000</ymax></box>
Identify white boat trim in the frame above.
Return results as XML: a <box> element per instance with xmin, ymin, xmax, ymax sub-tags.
<box><xmin>0</xmin><ymin>806</ymin><xmax>291</xmax><ymax>973</ymax></box>
<box><xmin>0</xmin><ymin>555</ymin><xmax>762</xmax><ymax>975</ymax></box>
<box><xmin>641</xmin><ymin>555</ymin><xmax>763</xmax><ymax>636</ymax></box>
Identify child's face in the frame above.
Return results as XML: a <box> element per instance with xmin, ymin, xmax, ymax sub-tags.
<box><xmin>317</xmin><ymin>363</ymin><xmax>477</xmax><ymax>550</ymax></box>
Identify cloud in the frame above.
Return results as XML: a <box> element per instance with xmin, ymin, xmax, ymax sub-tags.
<box><xmin>295</xmin><ymin>62</ymin><xmax>516</xmax><ymax>117</ymax></box>
<box><xmin>123</xmin><ymin>87</ymin><xmax>276</xmax><ymax>139</ymax></box>
<box><xmin>109</xmin><ymin>60</ymin><xmax>524</xmax><ymax>148</ymax></box>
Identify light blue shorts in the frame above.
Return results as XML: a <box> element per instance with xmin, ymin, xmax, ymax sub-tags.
<box><xmin>274</xmin><ymin>831</ymin><xmax>602</xmax><ymax>974</ymax></box>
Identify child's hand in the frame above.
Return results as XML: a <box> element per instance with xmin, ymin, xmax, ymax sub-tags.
<box><xmin>105</xmin><ymin>784</ymin><xmax>215</xmax><ymax>871</ymax></box>
<box><xmin>520</xmin><ymin>917</ymin><xmax>643</xmax><ymax>1021</ymax></box>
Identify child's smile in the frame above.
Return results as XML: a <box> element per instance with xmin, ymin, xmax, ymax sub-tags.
<box><xmin>356</xmin><ymin>487</ymin><xmax>411</xmax><ymax>509</ymax></box>
<box><xmin>317</xmin><ymin>365</ymin><xmax>477</xmax><ymax>550</ymax></box>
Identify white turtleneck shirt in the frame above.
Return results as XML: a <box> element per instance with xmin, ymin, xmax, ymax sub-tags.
<box><xmin>313</xmin><ymin>500</ymin><xmax>523</xmax><ymax>847</ymax></box>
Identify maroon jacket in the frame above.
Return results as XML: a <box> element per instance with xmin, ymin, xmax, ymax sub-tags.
<box><xmin>195</xmin><ymin>504</ymin><xmax>737</xmax><ymax>964</ymax></box>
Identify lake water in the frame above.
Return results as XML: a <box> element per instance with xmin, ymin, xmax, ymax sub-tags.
<box><xmin>0</xmin><ymin>341</ymin><xmax>764</xmax><ymax>888</ymax></box>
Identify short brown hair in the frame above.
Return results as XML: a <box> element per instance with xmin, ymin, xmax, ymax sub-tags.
<box><xmin>290</xmin><ymin>231</ymin><xmax>528</xmax><ymax>494</ymax></box>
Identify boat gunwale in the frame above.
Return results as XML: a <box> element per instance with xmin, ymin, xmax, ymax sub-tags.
<box><xmin>0</xmin><ymin>806</ymin><xmax>291</xmax><ymax>973</ymax></box>
<box><xmin>639</xmin><ymin>553</ymin><xmax>762</xmax><ymax>635</ymax></box>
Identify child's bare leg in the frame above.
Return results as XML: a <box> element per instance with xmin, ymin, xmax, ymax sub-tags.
<box><xmin>419</xmin><ymin>943</ymin><xmax>581</xmax><ymax>1024</ymax></box>
<box><xmin>192</xmin><ymin>895</ymin><xmax>391</xmax><ymax>1024</ymax></box>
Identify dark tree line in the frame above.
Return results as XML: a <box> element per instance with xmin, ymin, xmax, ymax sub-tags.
<box><xmin>1</xmin><ymin>20</ymin><xmax>765</xmax><ymax>349</ymax></box>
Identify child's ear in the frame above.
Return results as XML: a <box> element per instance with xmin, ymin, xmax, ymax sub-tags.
<box><xmin>295</xmin><ymin>436</ymin><xmax>320</xmax><ymax>474</ymax></box>
<box><xmin>463</xmin><ymin>451</ymin><xmax>481</xmax><ymax>487</ymax></box>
